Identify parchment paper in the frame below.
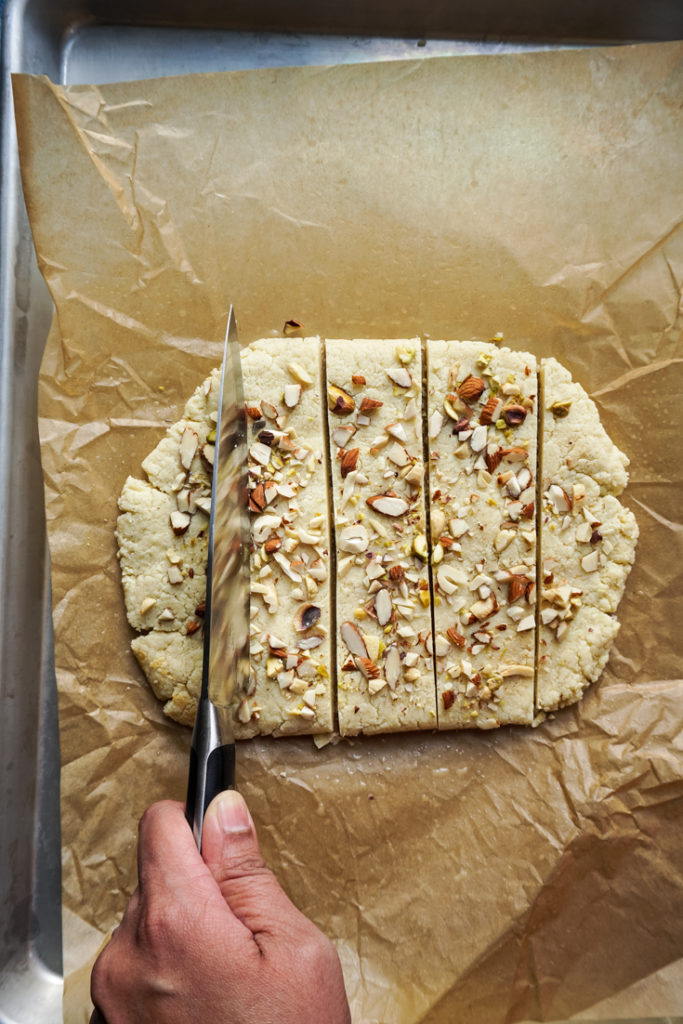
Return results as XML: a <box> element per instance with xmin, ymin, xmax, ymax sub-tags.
<box><xmin>11</xmin><ymin>42</ymin><xmax>683</xmax><ymax>1023</ymax></box>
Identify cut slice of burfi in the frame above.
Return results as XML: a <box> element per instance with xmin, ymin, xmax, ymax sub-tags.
<box><xmin>240</xmin><ymin>339</ymin><xmax>334</xmax><ymax>736</ymax></box>
<box><xmin>537</xmin><ymin>358</ymin><xmax>638</xmax><ymax>711</ymax></box>
<box><xmin>325</xmin><ymin>338</ymin><xmax>436</xmax><ymax>736</ymax></box>
<box><xmin>427</xmin><ymin>340</ymin><xmax>538</xmax><ymax>729</ymax></box>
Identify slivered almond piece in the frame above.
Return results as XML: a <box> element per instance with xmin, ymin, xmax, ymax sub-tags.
<box><xmin>179</xmin><ymin>427</ymin><xmax>198</xmax><ymax>470</ymax></box>
<box><xmin>386</xmin><ymin>367</ymin><xmax>412</xmax><ymax>388</ymax></box>
<box><xmin>366</xmin><ymin>494</ymin><xmax>410</xmax><ymax>516</ymax></box>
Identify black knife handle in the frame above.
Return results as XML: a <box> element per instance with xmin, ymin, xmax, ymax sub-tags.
<box><xmin>185</xmin><ymin>699</ymin><xmax>236</xmax><ymax>851</ymax></box>
<box><xmin>185</xmin><ymin>744</ymin><xmax>236</xmax><ymax>825</ymax></box>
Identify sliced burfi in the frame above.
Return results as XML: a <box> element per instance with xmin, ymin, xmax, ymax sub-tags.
<box><xmin>325</xmin><ymin>338</ymin><xmax>436</xmax><ymax>736</ymax></box>
<box><xmin>427</xmin><ymin>340</ymin><xmax>538</xmax><ymax>729</ymax></box>
<box><xmin>240</xmin><ymin>339</ymin><xmax>334</xmax><ymax>736</ymax></box>
<box><xmin>537</xmin><ymin>358</ymin><xmax>638</xmax><ymax>711</ymax></box>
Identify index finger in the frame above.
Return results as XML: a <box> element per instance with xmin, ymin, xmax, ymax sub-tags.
<box><xmin>136</xmin><ymin>800</ymin><xmax>216</xmax><ymax>900</ymax></box>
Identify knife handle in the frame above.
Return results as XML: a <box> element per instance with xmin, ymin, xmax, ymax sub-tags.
<box><xmin>185</xmin><ymin>699</ymin><xmax>236</xmax><ymax>851</ymax></box>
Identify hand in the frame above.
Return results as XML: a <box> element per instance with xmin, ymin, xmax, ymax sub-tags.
<box><xmin>90</xmin><ymin>792</ymin><xmax>351</xmax><ymax>1023</ymax></box>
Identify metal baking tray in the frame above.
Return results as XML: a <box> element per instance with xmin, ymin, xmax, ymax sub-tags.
<box><xmin>1</xmin><ymin>2</ymin><xmax>682</xmax><ymax>1022</ymax></box>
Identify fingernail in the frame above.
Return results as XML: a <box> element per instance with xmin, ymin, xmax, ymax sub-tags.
<box><xmin>213</xmin><ymin>790</ymin><xmax>252</xmax><ymax>834</ymax></box>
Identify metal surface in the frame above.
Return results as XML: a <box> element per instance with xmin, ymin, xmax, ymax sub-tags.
<box><xmin>206</xmin><ymin>309</ymin><xmax>250</xmax><ymax>714</ymax></box>
<box><xmin>185</xmin><ymin>308</ymin><xmax>250</xmax><ymax>849</ymax></box>
<box><xmin>1</xmin><ymin>1</ymin><xmax>683</xmax><ymax>1021</ymax></box>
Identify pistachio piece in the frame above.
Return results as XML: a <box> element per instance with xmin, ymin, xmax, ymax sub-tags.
<box><xmin>502</xmin><ymin>404</ymin><xmax>527</xmax><ymax>426</ymax></box>
<box><xmin>293</xmin><ymin>604</ymin><xmax>322</xmax><ymax>632</ymax></box>
<box><xmin>412</xmin><ymin>534</ymin><xmax>428</xmax><ymax>560</ymax></box>
<box><xmin>550</xmin><ymin>399</ymin><xmax>572</xmax><ymax>418</ymax></box>
<box><xmin>283</xmin><ymin>319</ymin><xmax>304</xmax><ymax>336</ymax></box>
<box><xmin>327</xmin><ymin>384</ymin><xmax>355</xmax><ymax>415</ymax></box>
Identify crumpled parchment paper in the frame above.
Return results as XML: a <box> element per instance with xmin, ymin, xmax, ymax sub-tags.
<box><xmin>11</xmin><ymin>41</ymin><xmax>683</xmax><ymax>1023</ymax></box>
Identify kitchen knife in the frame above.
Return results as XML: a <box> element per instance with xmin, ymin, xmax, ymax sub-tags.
<box><xmin>185</xmin><ymin>307</ymin><xmax>250</xmax><ymax>851</ymax></box>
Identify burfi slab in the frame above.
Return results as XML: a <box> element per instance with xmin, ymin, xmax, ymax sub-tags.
<box><xmin>240</xmin><ymin>338</ymin><xmax>334</xmax><ymax>736</ymax></box>
<box><xmin>325</xmin><ymin>338</ymin><xmax>436</xmax><ymax>735</ymax></box>
<box><xmin>427</xmin><ymin>340</ymin><xmax>538</xmax><ymax>728</ymax></box>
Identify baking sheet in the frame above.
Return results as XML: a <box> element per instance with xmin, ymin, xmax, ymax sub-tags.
<box><xmin>11</xmin><ymin>42</ymin><xmax>683</xmax><ymax>1023</ymax></box>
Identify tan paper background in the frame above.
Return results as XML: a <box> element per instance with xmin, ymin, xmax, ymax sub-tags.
<box><xmin>11</xmin><ymin>42</ymin><xmax>683</xmax><ymax>1023</ymax></box>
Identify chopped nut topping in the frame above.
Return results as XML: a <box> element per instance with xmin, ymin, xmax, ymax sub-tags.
<box><xmin>366</xmin><ymin>494</ymin><xmax>410</xmax><ymax>517</ymax></box>
<box><xmin>360</xmin><ymin>396</ymin><xmax>383</xmax><ymax>412</ymax></box>
<box><xmin>386</xmin><ymin>367</ymin><xmax>412</xmax><ymax>388</ymax></box>
<box><xmin>446</xmin><ymin>627</ymin><xmax>466</xmax><ymax>648</ymax></box>
<box><xmin>340</xmin><ymin>447</ymin><xmax>360</xmax><ymax>478</ymax></box>
<box><xmin>374</xmin><ymin>588</ymin><xmax>393</xmax><ymax>626</ymax></box>
<box><xmin>327</xmin><ymin>384</ymin><xmax>355</xmax><ymax>415</ymax></box>
<box><xmin>341</xmin><ymin>621</ymin><xmax>368</xmax><ymax>658</ymax></box>
<box><xmin>286</xmin><ymin>360</ymin><xmax>313</xmax><ymax>385</ymax></box>
<box><xmin>170</xmin><ymin>510</ymin><xmax>191</xmax><ymax>536</ymax></box>
<box><xmin>354</xmin><ymin>656</ymin><xmax>381</xmax><ymax>679</ymax></box>
<box><xmin>479</xmin><ymin>396</ymin><xmax>502</xmax><ymax>425</ymax></box>
<box><xmin>550</xmin><ymin>399</ymin><xmax>572</xmax><ymax>418</ymax></box>
<box><xmin>179</xmin><ymin>427</ymin><xmax>198</xmax><ymax>471</ymax></box>
<box><xmin>293</xmin><ymin>604</ymin><xmax>322</xmax><ymax>632</ymax></box>
<box><xmin>332</xmin><ymin>424</ymin><xmax>357</xmax><ymax>448</ymax></box>
<box><xmin>502</xmin><ymin>404</ymin><xmax>527</xmax><ymax>426</ymax></box>
<box><xmin>338</xmin><ymin>523</ymin><xmax>369</xmax><ymax>553</ymax></box>
<box><xmin>283</xmin><ymin>319</ymin><xmax>304</xmax><ymax>336</ymax></box>
<box><xmin>283</xmin><ymin>383</ymin><xmax>302</xmax><ymax>408</ymax></box>
<box><xmin>457</xmin><ymin>375</ymin><xmax>485</xmax><ymax>403</ymax></box>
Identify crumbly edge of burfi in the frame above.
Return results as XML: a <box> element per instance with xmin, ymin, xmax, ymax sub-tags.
<box><xmin>131</xmin><ymin>631</ymin><xmax>202</xmax><ymax>727</ymax></box>
<box><xmin>117</xmin><ymin>476</ymin><xmax>209</xmax><ymax>633</ymax></box>
<box><xmin>536</xmin><ymin>358</ymin><xmax>638</xmax><ymax>713</ymax></box>
<box><xmin>325</xmin><ymin>338</ymin><xmax>436</xmax><ymax>736</ymax></box>
<box><xmin>426</xmin><ymin>340</ymin><xmax>538</xmax><ymax>729</ymax></box>
<box><xmin>536</xmin><ymin>605</ymin><xmax>620</xmax><ymax>712</ymax></box>
<box><xmin>541</xmin><ymin>357</ymin><xmax>628</xmax><ymax>496</ymax></box>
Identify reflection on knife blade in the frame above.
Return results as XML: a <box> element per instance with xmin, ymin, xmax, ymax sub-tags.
<box><xmin>185</xmin><ymin>307</ymin><xmax>250</xmax><ymax>850</ymax></box>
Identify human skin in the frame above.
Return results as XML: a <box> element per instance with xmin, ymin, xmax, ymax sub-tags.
<box><xmin>90</xmin><ymin>792</ymin><xmax>351</xmax><ymax>1023</ymax></box>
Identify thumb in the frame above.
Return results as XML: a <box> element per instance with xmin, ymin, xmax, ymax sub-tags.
<box><xmin>202</xmin><ymin>790</ymin><xmax>298</xmax><ymax>933</ymax></box>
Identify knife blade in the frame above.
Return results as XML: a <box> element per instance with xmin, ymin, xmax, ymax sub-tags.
<box><xmin>185</xmin><ymin>306</ymin><xmax>250</xmax><ymax>850</ymax></box>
